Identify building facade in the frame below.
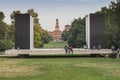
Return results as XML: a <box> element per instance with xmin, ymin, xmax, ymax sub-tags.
<box><xmin>49</xmin><ymin>19</ymin><xmax>62</xmax><ymax>42</ymax></box>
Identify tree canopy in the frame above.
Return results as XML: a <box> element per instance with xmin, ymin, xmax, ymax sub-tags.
<box><xmin>97</xmin><ymin>0</ymin><xmax>120</xmax><ymax>49</ymax></box>
<box><xmin>67</xmin><ymin>0</ymin><xmax>120</xmax><ymax>49</ymax></box>
<box><xmin>67</xmin><ymin>18</ymin><xmax>86</xmax><ymax>48</ymax></box>
<box><xmin>10</xmin><ymin>9</ymin><xmax>51</xmax><ymax>48</ymax></box>
<box><xmin>0</xmin><ymin>11</ymin><xmax>14</xmax><ymax>51</ymax></box>
<box><xmin>0</xmin><ymin>0</ymin><xmax>120</xmax><ymax>50</ymax></box>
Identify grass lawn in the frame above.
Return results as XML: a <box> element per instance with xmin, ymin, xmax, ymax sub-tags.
<box><xmin>0</xmin><ymin>57</ymin><xmax>120</xmax><ymax>80</ymax></box>
<box><xmin>44</xmin><ymin>42</ymin><xmax>67</xmax><ymax>48</ymax></box>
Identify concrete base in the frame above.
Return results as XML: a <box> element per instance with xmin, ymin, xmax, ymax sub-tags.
<box><xmin>3</xmin><ymin>48</ymin><xmax>112</xmax><ymax>57</ymax></box>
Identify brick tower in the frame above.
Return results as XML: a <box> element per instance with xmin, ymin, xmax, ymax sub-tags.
<box><xmin>49</xmin><ymin>19</ymin><xmax>62</xmax><ymax>42</ymax></box>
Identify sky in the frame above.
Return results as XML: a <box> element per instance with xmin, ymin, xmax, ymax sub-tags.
<box><xmin>0</xmin><ymin>0</ymin><xmax>116</xmax><ymax>31</ymax></box>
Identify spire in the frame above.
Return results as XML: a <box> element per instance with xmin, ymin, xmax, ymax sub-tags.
<box><xmin>55</xmin><ymin>18</ymin><xmax>59</xmax><ymax>30</ymax></box>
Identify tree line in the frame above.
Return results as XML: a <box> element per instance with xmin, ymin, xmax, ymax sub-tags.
<box><xmin>97</xmin><ymin>0</ymin><xmax>120</xmax><ymax>49</ymax></box>
<box><xmin>62</xmin><ymin>0</ymin><xmax>120</xmax><ymax>49</ymax></box>
<box><xmin>0</xmin><ymin>0</ymin><xmax>119</xmax><ymax>51</ymax></box>
<box><xmin>0</xmin><ymin>9</ymin><xmax>52</xmax><ymax>51</ymax></box>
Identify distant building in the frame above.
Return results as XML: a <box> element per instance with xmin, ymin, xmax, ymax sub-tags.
<box><xmin>49</xmin><ymin>19</ymin><xmax>62</xmax><ymax>42</ymax></box>
<box><xmin>65</xmin><ymin>25</ymin><xmax>71</xmax><ymax>31</ymax></box>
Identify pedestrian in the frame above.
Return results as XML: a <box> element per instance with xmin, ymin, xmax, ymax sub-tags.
<box><xmin>64</xmin><ymin>44</ymin><xmax>68</xmax><ymax>54</ymax></box>
<box><xmin>69</xmin><ymin>44</ymin><xmax>73</xmax><ymax>54</ymax></box>
<box><xmin>111</xmin><ymin>45</ymin><xmax>115</xmax><ymax>53</ymax></box>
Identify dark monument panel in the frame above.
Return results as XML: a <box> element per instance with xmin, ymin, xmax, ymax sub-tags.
<box><xmin>90</xmin><ymin>14</ymin><xmax>105</xmax><ymax>48</ymax></box>
<box><xmin>15</xmin><ymin>14</ymin><xmax>33</xmax><ymax>49</ymax></box>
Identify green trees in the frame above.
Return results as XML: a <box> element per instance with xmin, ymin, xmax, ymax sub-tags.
<box><xmin>0</xmin><ymin>40</ymin><xmax>14</xmax><ymax>52</ymax></box>
<box><xmin>41</xmin><ymin>30</ymin><xmax>53</xmax><ymax>44</ymax></box>
<box><xmin>10</xmin><ymin>9</ymin><xmax>51</xmax><ymax>48</ymax></box>
<box><xmin>0</xmin><ymin>9</ymin><xmax>52</xmax><ymax>51</ymax></box>
<box><xmin>67</xmin><ymin>18</ymin><xmax>86</xmax><ymax>48</ymax></box>
<box><xmin>62</xmin><ymin>30</ymin><xmax>69</xmax><ymax>41</ymax></box>
<box><xmin>0</xmin><ymin>11</ymin><xmax>5</xmax><ymax>21</ymax></box>
<box><xmin>27</xmin><ymin>9</ymin><xmax>43</xmax><ymax>48</ymax></box>
<box><xmin>67</xmin><ymin>0</ymin><xmax>120</xmax><ymax>49</ymax></box>
<box><xmin>0</xmin><ymin>11</ymin><xmax>14</xmax><ymax>51</ymax></box>
<box><xmin>0</xmin><ymin>11</ymin><xmax>5</xmax><ymax>40</ymax></box>
<box><xmin>28</xmin><ymin>9</ymin><xmax>52</xmax><ymax>47</ymax></box>
<box><xmin>97</xmin><ymin>0</ymin><xmax>120</xmax><ymax>49</ymax></box>
<box><xmin>62</xmin><ymin>18</ymin><xmax>85</xmax><ymax>48</ymax></box>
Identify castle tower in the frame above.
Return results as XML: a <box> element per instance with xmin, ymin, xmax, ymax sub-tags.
<box><xmin>48</xmin><ymin>18</ymin><xmax>62</xmax><ymax>42</ymax></box>
<box><xmin>55</xmin><ymin>18</ymin><xmax>59</xmax><ymax>31</ymax></box>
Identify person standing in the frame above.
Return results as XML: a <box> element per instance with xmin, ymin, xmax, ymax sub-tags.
<box><xmin>111</xmin><ymin>45</ymin><xmax>115</xmax><ymax>53</ymax></box>
<box><xmin>69</xmin><ymin>44</ymin><xmax>73</xmax><ymax>54</ymax></box>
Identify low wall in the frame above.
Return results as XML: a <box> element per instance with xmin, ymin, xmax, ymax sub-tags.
<box><xmin>4</xmin><ymin>48</ymin><xmax>112</xmax><ymax>56</ymax></box>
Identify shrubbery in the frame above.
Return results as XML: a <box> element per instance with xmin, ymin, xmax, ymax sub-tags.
<box><xmin>0</xmin><ymin>40</ymin><xmax>14</xmax><ymax>52</ymax></box>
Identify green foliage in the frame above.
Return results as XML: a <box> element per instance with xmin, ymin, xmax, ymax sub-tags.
<box><xmin>28</xmin><ymin>9</ymin><xmax>51</xmax><ymax>48</ymax></box>
<box><xmin>0</xmin><ymin>22</ymin><xmax>5</xmax><ymax>40</ymax></box>
<box><xmin>0</xmin><ymin>11</ymin><xmax>9</xmax><ymax>40</ymax></box>
<box><xmin>97</xmin><ymin>0</ymin><xmax>120</xmax><ymax>49</ymax></box>
<box><xmin>0</xmin><ymin>22</ymin><xmax>13</xmax><ymax>41</ymax></box>
<box><xmin>62</xmin><ymin>30</ymin><xmax>69</xmax><ymax>41</ymax></box>
<box><xmin>0</xmin><ymin>11</ymin><xmax>14</xmax><ymax>51</ymax></box>
<box><xmin>0</xmin><ymin>11</ymin><xmax>5</xmax><ymax>21</ymax></box>
<box><xmin>41</xmin><ymin>30</ymin><xmax>53</xmax><ymax>44</ymax></box>
<box><xmin>68</xmin><ymin>18</ymin><xmax>86</xmax><ymax>48</ymax></box>
<box><xmin>33</xmin><ymin>22</ymin><xmax>43</xmax><ymax>48</ymax></box>
<box><xmin>0</xmin><ymin>40</ymin><xmax>14</xmax><ymax>52</ymax></box>
<box><xmin>27</xmin><ymin>9</ymin><xmax>43</xmax><ymax>48</ymax></box>
<box><xmin>9</xmin><ymin>9</ymin><xmax>51</xmax><ymax>48</ymax></box>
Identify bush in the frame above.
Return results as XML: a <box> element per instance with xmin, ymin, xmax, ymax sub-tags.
<box><xmin>0</xmin><ymin>40</ymin><xmax>14</xmax><ymax>52</ymax></box>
